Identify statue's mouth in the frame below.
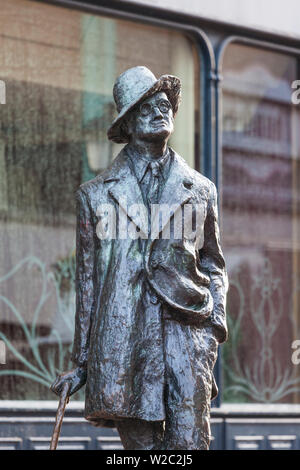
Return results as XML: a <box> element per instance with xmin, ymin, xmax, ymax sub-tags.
<box><xmin>151</xmin><ymin>120</ymin><xmax>168</xmax><ymax>128</ymax></box>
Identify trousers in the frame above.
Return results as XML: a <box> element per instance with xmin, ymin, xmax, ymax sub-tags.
<box><xmin>115</xmin><ymin>309</ymin><xmax>219</xmax><ymax>450</ymax></box>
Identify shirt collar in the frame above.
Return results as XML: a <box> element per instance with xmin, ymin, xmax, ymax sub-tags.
<box><xmin>126</xmin><ymin>146</ymin><xmax>170</xmax><ymax>183</ymax></box>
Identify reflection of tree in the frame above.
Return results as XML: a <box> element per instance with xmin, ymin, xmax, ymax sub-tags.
<box><xmin>0</xmin><ymin>254</ymin><xmax>84</xmax><ymax>400</ymax></box>
<box><xmin>223</xmin><ymin>259</ymin><xmax>300</xmax><ymax>403</ymax></box>
<box><xmin>0</xmin><ymin>80</ymin><xmax>116</xmax><ymax>227</ymax></box>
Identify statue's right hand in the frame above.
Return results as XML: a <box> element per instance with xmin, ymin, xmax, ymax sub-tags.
<box><xmin>50</xmin><ymin>366</ymin><xmax>87</xmax><ymax>397</ymax></box>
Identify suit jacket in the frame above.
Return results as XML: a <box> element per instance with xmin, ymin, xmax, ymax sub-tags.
<box><xmin>71</xmin><ymin>146</ymin><xmax>228</xmax><ymax>425</ymax></box>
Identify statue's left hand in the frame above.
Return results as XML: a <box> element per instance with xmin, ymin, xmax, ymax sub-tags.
<box><xmin>50</xmin><ymin>366</ymin><xmax>87</xmax><ymax>397</ymax></box>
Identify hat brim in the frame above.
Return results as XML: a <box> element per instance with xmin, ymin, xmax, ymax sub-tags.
<box><xmin>107</xmin><ymin>74</ymin><xmax>181</xmax><ymax>144</ymax></box>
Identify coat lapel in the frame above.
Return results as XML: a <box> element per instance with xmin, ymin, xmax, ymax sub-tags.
<box><xmin>106</xmin><ymin>150</ymin><xmax>149</xmax><ymax>237</ymax></box>
<box><xmin>105</xmin><ymin>148</ymin><xmax>194</xmax><ymax>239</ymax></box>
<box><xmin>150</xmin><ymin>150</ymin><xmax>194</xmax><ymax>239</ymax></box>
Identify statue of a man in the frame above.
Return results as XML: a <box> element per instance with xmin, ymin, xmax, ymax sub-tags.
<box><xmin>51</xmin><ymin>66</ymin><xmax>228</xmax><ymax>450</ymax></box>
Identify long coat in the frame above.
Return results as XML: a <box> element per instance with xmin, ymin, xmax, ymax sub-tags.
<box><xmin>71</xmin><ymin>147</ymin><xmax>228</xmax><ymax>427</ymax></box>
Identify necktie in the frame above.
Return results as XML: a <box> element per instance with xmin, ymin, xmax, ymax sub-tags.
<box><xmin>147</xmin><ymin>160</ymin><xmax>161</xmax><ymax>207</ymax></box>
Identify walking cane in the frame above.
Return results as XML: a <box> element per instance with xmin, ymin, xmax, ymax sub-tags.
<box><xmin>50</xmin><ymin>382</ymin><xmax>71</xmax><ymax>450</ymax></box>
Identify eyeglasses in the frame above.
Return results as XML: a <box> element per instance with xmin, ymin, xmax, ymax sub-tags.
<box><xmin>139</xmin><ymin>99</ymin><xmax>172</xmax><ymax>117</ymax></box>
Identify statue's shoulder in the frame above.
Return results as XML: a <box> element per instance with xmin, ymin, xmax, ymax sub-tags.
<box><xmin>77</xmin><ymin>174</ymin><xmax>104</xmax><ymax>199</ymax></box>
<box><xmin>76</xmin><ymin>149</ymin><xmax>127</xmax><ymax>201</ymax></box>
<box><xmin>172</xmin><ymin>149</ymin><xmax>215</xmax><ymax>195</ymax></box>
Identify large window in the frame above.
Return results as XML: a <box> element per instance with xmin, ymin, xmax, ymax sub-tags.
<box><xmin>221</xmin><ymin>43</ymin><xmax>300</xmax><ymax>403</ymax></box>
<box><xmin>0</xmin><ymin>0</ymin><xmax>200</xmax><ymax>400</ymax></box>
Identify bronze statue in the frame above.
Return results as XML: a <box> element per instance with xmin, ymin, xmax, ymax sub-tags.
<box><xmin>51</xmin><ymin>66</ymin><xmax>228</xmax><ymax>450</ymax></box>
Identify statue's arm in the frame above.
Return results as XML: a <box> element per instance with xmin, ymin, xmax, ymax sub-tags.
<box><xmin>198</xmin><ymin>182</ymin><xmax>229</xmax><ymax>343</ymax></box>
<box><xmin>51</xmin><ymin>188</ymin><xmax>95</xmax><ymax>396</ymax></box>
<box><xmin>71</xmin><ymin>188</ymin><xmax>96</xmax><ymax>367</ymax></box>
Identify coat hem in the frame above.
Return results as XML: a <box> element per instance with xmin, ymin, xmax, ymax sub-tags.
<box><xmin>85</xmin><ymin>410</ymin><xmax>166</xmax><ymax>428</ymax></box>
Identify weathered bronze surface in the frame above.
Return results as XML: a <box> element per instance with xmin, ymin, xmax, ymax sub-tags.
<box><xmin>51</xmin><ymin>66</ymin><xmax>228</xmax><ymax>450</ymax></box>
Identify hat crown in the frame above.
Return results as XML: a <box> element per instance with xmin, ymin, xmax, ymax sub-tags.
<box><xmin>108</xmin><ymin>66</ymin><xmax>181</xmax><ymax>143</ymax></box>
<box><xmin>113</xmin><ymin>66</ymin><xmax>158</xmax><ymax>113</ymax></box>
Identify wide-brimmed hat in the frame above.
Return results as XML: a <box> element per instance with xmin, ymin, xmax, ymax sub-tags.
<box><xmin>107</xmin><ymin>66</ymin><xmax>181</xmax><ymax>144</ymax></box>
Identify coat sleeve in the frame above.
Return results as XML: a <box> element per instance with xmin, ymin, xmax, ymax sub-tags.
<box><xmin>198</xmin><ymin>182</ymin><xmax>228</xmax><ymax>343</ymax></box>
<box><xmin>71</xmin><ymin>188</ymin><xmax>96</xmax><ymax>367</ymax></box>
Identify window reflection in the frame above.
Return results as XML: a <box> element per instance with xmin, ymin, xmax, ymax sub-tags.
<box><xmin>221</xmin><ymin>44</ymin><xmax>300</xmax><ymax>403</ymax></box>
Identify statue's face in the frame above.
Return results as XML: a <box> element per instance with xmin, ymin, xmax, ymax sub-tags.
<box><xmin>126</xmin><ymin>91</ymin><xmax>174</xmax><ymax>143</ymax></box>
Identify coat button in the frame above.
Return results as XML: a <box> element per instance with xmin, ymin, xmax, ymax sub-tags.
<box><xmin>183</xmin><ymin>179</ymin><xmax>193</xmax><ymax>189</ymax></box>
<box><xmin>150</xmin><ymin>294</ymin><xmax>159</xmax><ymax>305</ymax></box>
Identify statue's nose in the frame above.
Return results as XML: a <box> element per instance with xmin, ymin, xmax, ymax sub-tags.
<box><xmin>152</xmin><ymin>106</ymin><xmax>163</xmax><ymax>118</ymax></box>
